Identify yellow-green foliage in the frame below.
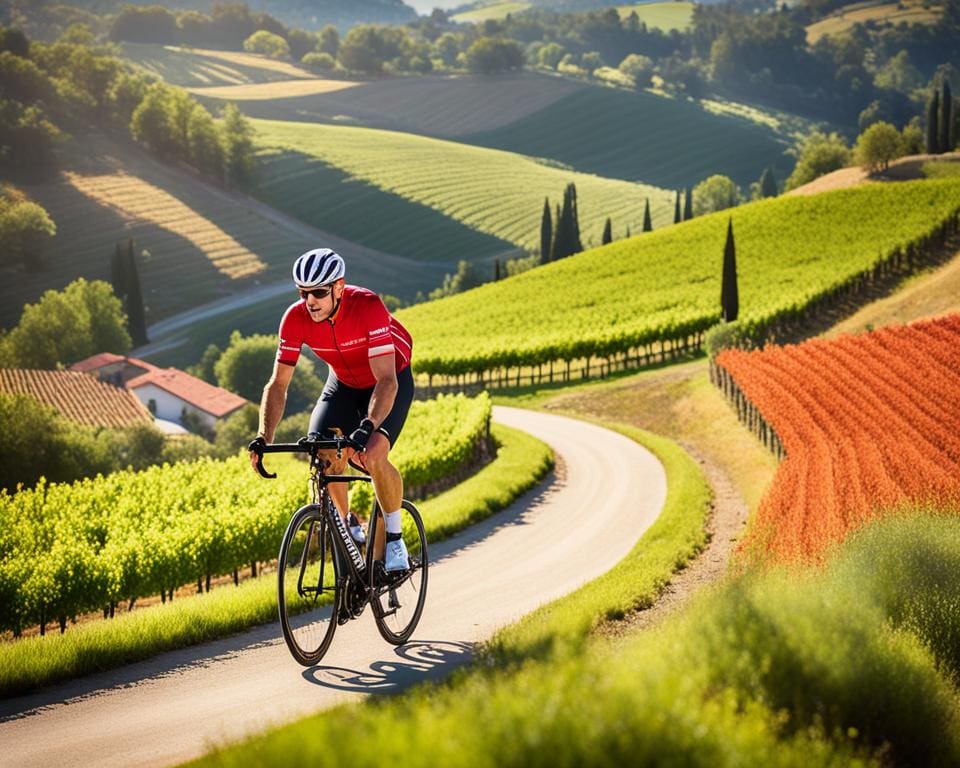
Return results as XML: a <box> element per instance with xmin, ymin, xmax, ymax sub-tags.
<box><xmin>251</xmin><ymin>118</ymin><xmax>675</xmax><ymax>261</ymax></box>
<box><xmin>0</xmin><ymin>423</ymin><xmax>553</xmax><ymax>697</ymax></box>
<box><xmin>190</xmin><ymin>509</ymin><xmax>960</xmax><ymax>768</ymax></box>
<box><xmin>0</xmin><ymin>394</ymin><xmax>491</xmax><ymax>636</ymax></box>
<box><xmin>616</xmin><ymin>2</ymin><xmax>695</xmax><ymax>31</ymax></box>
<box><xmin>397</xmin><ymin>177</ymin><xmax>960</xmax><ymax>375</ymax></box>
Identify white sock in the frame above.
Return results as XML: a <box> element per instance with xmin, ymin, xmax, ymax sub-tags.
<box><xmin>384</xmin><ymin>509</ymin><xmax>402</xmax><ymax>535</ymax></box>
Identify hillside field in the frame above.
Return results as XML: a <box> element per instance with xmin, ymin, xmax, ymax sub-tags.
<box><xmin>805</xmin><ymin>0</ymin><xmax>943</xmax><ymax>43</ymax></box>
<box><xmin>119</xmin><ymin>43</ymin><xmax>316</xmax><ymax>88</ymax></box>
<box><xmin>190</xmin><ymin>71</ymin><xmax>580</xmax><ymax>138</ymax></box>
<box><xmin>464</xmin><ymin>86</ymin><xmax>794</xmax><ymax>189</ymax></box>
<box><xmin>250</xmin><ymin>117</ymin><xmax>678</xmax><ymax>262</ymax></box>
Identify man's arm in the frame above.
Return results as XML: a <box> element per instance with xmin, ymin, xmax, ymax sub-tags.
<box><xmin>257</xmin><ymin>360</ymin><xmax>295</xmax><ymax>442</ymax></box>
<box><xmin>366</xmin><ymin>352</ymin><xmax>398</xmax><ymax>429</ymax></box>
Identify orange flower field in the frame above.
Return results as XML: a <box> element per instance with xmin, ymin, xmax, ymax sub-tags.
<box><xmin>716</xmin><ymin>313</ymin><xmax>960</xmax><ymax>563</ymax></box>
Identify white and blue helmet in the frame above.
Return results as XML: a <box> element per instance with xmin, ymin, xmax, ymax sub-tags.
<box><xmin>292</xmin><ymin>248</ymin><xmax>345</xmax><ymax>289</ymax></box>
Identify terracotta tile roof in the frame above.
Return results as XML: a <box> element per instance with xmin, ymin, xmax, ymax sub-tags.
<box><xmin>127</xmin><ymin>368</ymin><xmax>248</xmax><ymax>418</ymax></box>
<box><xmin>69</xmin><ymin>353</ymin><xmax>158</xmax><ymax>375</ymax></box>
<box><xmin>0</xmin><ymin>369</ymin><xmax>153</xmax><ymax>428</ymax></box>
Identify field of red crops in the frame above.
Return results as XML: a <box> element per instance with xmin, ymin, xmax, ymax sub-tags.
<box><xmin>715</xmin><ymin>313</ymin><xmax>960</xmax><ymax>563</ymax></box>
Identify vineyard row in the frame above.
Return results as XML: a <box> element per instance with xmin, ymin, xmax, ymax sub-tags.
<box><xmin>417</xmin><ymin>207</ymin><xmax>960</xmax><ymax>391</ymax></box>
<box><xmin>0</xmin><ymin>394</ymin><xmax>491</xmax><ymax>638</ymax></box>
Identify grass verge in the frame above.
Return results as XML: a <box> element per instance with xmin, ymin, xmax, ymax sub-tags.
<box><xmin>189</xmin><ymin>507</ymin><xmax>960</xmax><ymax>768</ymax></box>
<box><xmin>0</xmin><ymin>424</ymin><xmax>552</xmax><ymax>699</ymax></box>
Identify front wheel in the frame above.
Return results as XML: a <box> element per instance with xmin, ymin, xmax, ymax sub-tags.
<box><xmin>278</xmin><ymin>503</ymin><xmax>341</xmax><ymax>666</ymax></box>
<box><xmin>372</xmin><ymin>500</ymin><xmax>428</xmax><ymax>645</ymax></box>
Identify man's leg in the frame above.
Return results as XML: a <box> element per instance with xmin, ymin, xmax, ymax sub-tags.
<box><xmin>363</xmin><ymin>433</ymin><xmax>405</xmax><ymax>565</ymax></box>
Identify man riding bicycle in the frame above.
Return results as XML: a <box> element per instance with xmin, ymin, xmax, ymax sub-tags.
<box><xmin>249</xmin><ymin>248</ymin><xmax>415</xmax><ymax>572</ymax></box>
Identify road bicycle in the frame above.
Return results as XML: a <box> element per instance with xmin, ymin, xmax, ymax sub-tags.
<box><xmin>250</xmin><ymin>435</ymin><xmax>428</xmax><ymax>666</ymax></box>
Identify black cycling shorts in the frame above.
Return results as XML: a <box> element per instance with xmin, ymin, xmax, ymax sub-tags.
<box><xmin>308</xmin><ymin>366</ymin><xmax>414</xmax><ymax>448</ymax></box>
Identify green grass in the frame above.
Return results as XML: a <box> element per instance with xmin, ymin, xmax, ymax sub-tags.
<box><xmin>119</xmin><ymin>43</ymin><xmax>314</xmax><ymax>88</ymax></box>
<box><xmin>464</xmin><ymin>86</ymin><xmax>793</xmax><ymax>190</ymax></box>
<box><xmin>924</xmin><ymin>160</ymin><xmax>960</xmax><ymax>178</ymax></box>
<box><xmin>616</xmin><ymin>2</ymin><xmax>695</xmax><ymax>31</ymax></box>
<box><xmin>396</xmin><ymin>176</ymin><xmax>960</xmax><ymax>376</ymax></box>
<box><xmin>450</xmin><ymin>1</ymin><xmax>533</xmax><ymax>23</ymax></box>
<box><xmin>0</xmin><ymin>423</ymin><xmax>552</xmax><ymax>698</ymax></box>
<box><xmin>189</xmin><ymin>507</ymin><xmax>960</xmax><ymax>768</ymax></box>
<box><xmin>250</xmin><ymin>117</ymin><xmax>676</xmax><ymax>262</ymax></box>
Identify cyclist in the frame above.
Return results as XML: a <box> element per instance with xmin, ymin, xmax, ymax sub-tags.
<box><xmin>249</xmin><ymin>248</ymin><xmax>414</xmax><ymax>572</ymax></box>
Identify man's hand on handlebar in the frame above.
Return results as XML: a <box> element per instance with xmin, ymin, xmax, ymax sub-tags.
<box><xmin>248</xmin><ymin>435</ymin><xmax>268</xmax><ymax>476</ymax></box>
<box><xmin>349</xmin><ymin>418</ymin><xmax>376</xmax><ymax>451</ymax></box>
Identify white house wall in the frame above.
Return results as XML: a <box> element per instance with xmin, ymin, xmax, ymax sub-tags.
<box><xmin>130</xmin><ymin>384</ymin><xmax>216</xmax><ymax>429</ymax></box>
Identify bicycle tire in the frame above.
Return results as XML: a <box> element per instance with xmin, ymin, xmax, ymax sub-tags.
<box><xmin>277</xmin><ymin>503</ymin><xmax>341</xmax><ymax>666</ymax></box>
<box><xmin>372</xmin><ymin>500</ymin><xmax>428</xmax><ymax>645</ymax></box>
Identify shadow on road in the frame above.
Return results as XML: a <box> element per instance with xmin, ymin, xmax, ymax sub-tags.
<box><xmin>303</xmin><ymin>640</ymin><xmax>473</xmax><ymax>693</ymax></box>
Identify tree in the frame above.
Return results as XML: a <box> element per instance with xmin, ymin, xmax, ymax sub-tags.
<box><xmin>0</xmin><ymin>197</ymin><xmax>56</xmax><ymax>271</ymax></box>
<box><xmin>221</xmin><ymin>102</ymin><xmax>256</xmax><ymax>187</ymax></box>
<box><xmin>538</xmin><ymin>43</ymin><xmax>565</xmax><ymax>70</ymax></box>
<box><xmin>129</xmin><ymin>83</ymin><xmax>180</xmax><ymax>158</ymax></box>
<box><xmin>784</xmin><ymin>131</ymin><xmax>851</xmax><ymax>191</ymax></box>
<box><xmin>674</xmin><ymin>191</ymin><xmax>681</xmax><ymax>224</ymax></box>
<box><xmin>581</xmin><ymin>52</ymin><xmax>603</xmax><ymax>74</ymax></box>
<box><xmin>464</xmin><ymin>37</ymin><xmax>523</xmax><ymax>74</ymax></box>
<box><xmin>122</xmin><ymin>239</ymin><xmax>148</xmax><ymax>346</ymax></box>
<box><xmin>758</xmin><ymin>166</ymin><xmax>779</xmax><ymax>198</ymax></box>
<box><xmin>214</xmin><ymin>331</ymin><xmax>322</xmax><ymax>412</ymax></box>
<box><xmin>926</xmin><ymin>89</ymin><xmax>941</xmax><ymax>154</ymax></box>
<box><xmin>429</xmin><ymin>259</ymin><xmax>484</xmax><ymax>299</ymax></box>
<box><xmin>684</xmin><ymin>188</ymin><xmax>693</xmax><ymax>221</ymax></box>
<box><xmin>642</xmin><ymin>199</ymin><xmax>652</xmax><ymax>232</ymax></box>
<box><xmin>602</xmin><ymin>217</ymin><xmax>612</xmax><ymax>245</ymax></box>
<box><xmin>721</xmin><ymin>218</ymin><xmax>738</xmax><ymax>323</ymax></box>
<box><xmin>435</xmin><ymin>33</ymin><xmax>460</xmax><ymax>67</ymax></box>
<box><xmin>3</xmin><ymin>279</ymin><xmax>130</xmax><ymax>368</ymax></box>
<box><xmin>187</xmin><ymin>106</ymin><xmax>224</xmax><ymax>177</ymax></box>
<box><xmin>940</xmin><ymin>80</ymin><xmax>955</xmax><ymax>154</ymax></box>
<box><xmin>109</xmin><ymin>5</ymin><xmax>177</xmax><ymax>44</ymax></box>
<box><xmin>243</xmin><ymin>30</ymin><xmax>290</xmax><ymax>60</ymax></box>
<box><xmin>619</xmin><ymin>53</ymin><xmax>653</xmax><ymax>88</ymax></box>
<box><xmin>540</xmin><ymin>197</ymin><xmax>552</xmax><ymax>264</ymax></box>
<box><xmin>337</xmin><ymin>25</ymin><xmax>386</xmax><ymax>74</ymax></box>
<box><xmin>302</xmin><ymin>52</ymin><xmax>335</xmax><ymax>73</ymax></box>
<box><xmin>550</xmin><ymin>183</ymin><xmax>583</xmax><ymax>261</ymax></box>
<box><xmin>693</xmin><ymin>175</ymin><xmax>741</xmax><ymax>216</ymax></box>
<box><xmin>854</xmin><ymin>121</ymin><xmax>904</xmax><ymax>172</ymax></box>
<box><xmin>317</xmin><ymin>25</ymin><xmax>340</xmax><ymax>57</ymax></box>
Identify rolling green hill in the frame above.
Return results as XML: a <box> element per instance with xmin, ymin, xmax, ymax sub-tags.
<box><xmin>396</xmin><ymin>176</ymin><xmax>960</xmax><ymax>377</ymax></box>
<box><xmin>464</xmin><ymin>86</ymin><xmax>794</xmax><ymax>190</ymax></box>
<box><xmin>250</xmin><ymin>117</ymin><xmax>677</xmax><ymax>263</ymax></box>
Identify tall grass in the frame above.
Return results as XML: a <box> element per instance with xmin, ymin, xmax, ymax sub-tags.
<box><xmin>190</xmin><ymin>507</ymin><xmax>960</xmax><ymax>768</ymax></box>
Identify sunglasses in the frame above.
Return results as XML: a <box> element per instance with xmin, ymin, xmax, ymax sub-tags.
<box><xmin>299</xmin><ymin>286</ymin><xmax>333</xmax><ymax>300</ymax></box>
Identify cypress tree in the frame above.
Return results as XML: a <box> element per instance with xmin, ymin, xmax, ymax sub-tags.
<box><xmin>540</xmin><ymin>197</ymin><xmax>552</xmax><ymax>264</ymax></box>
<box><xmin>642</xmin><ymin>198</ymin><xmax>652</xmax><ymax>232</ymax></box>
<box><xmin>674</xmin><ymin>190</ymin><xmax>681</xmax><ymax>224</ymax></box>
<box><xmin>602</xmin><ymin>217</ymin><xmax>612</xmax><ymax>245</ymax></box>
<box><xmin>110</xmin><ymin>241</ymin><xmax>128</xmax><ymax>302</ymax></box>
<box><xmin>124</xmin><ymin>238</ymin><xmax>148</xmax><ymax>345</ymax></box>
<box><xmin>568</xmin><ymin>183</ymin><xmax>582</xmax><ymax>253</ymax></box>
<box><xmin>494</xmin><ymin>259</ymin><xmax>501</xmax><ymax>281</ymax></box>
<box><xmin>759</xmin><ymin>167</ymin><xmax>778</xmax><ymax>198</ymax></box>
<box><xmin>721</xmin><ymin>218</ymin><xmax>739</xmax><ymax>323</ymax></box>
<box><xmin>941</xmin><ymin>80</ymin><xmax>954</xmax><ymax>154</ymax></box>
<box><xmin>625</xmin><ymin>224</ymin><xmax>631</xmax><ymax>238</ymax></box>
<box><xmin>927</xmin><ymin>89</ymin><xmax>940</xmax><ymax>154</ymax></box>
<box><xmin>550</xmin><ymin>193</ymin><xmax>568</xmax><ymax>262</ymax></box>
<box><xmin>684</xmin><ymin>187</ymin><xmax>693</xmax><ymax>220</ymax></box>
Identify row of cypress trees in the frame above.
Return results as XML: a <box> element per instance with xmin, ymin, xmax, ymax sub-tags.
<box><xmin>926</xmin><ymin>79</ymin><xmax>956</xmax><ymax>155</ymax></box>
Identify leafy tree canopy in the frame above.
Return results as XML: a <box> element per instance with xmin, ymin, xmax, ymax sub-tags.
<box><xmin>784</xmin><ymin>130</ymin><xmax>852</xmax><ymax>191</ymax></box>
<box><xmin>693</xmin><ymin>175</ymin><xmax>742</xmax><ymax>216</ymax></box>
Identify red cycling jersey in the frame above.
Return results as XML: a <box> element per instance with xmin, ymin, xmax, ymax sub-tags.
<box><xmin>275</xmin><ymin>285</ymin><xmax>412</xmax><ymax>389</ymax></box>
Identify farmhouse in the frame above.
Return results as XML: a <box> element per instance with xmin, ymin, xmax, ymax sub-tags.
<box><xmin>0</xmin><ymin>368</ymin><xmax>152</xmax><ymax>428</ymax></box>
<box><xmin>70</xmin><ymin>354</ymin><xmax>249</xmax><ymax>431</ymax></box>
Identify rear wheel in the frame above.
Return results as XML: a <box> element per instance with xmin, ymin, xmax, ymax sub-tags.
<box><xmin>372</xmin><ymin>500</ymin><xmax>428</xmax><ymax>645</ymax></box>
<box><xmin>277</xmin><ymin>503</ymin><xmax>341</xmax><ymax>666</ymax></box>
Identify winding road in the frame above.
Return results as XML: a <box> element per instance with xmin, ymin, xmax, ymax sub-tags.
<box><xmin>0</xmin><ymin>407</ymin><xmax>667</xmax><ymax>767</ymax></box>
